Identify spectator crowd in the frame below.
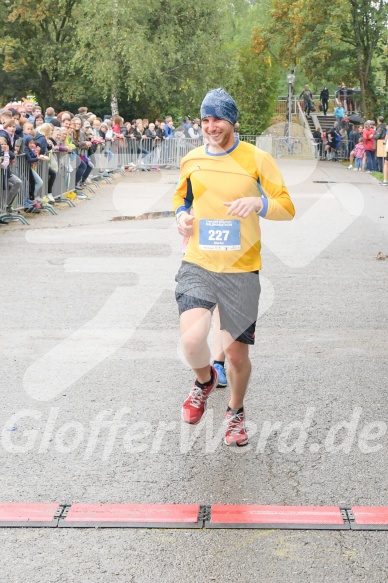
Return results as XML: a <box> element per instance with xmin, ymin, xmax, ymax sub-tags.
<box><xmin>300</xmin><ymin>82</ymin><xmax>388</xmax><ymax>184</ymax></box>
<box><xmin>0</xmin><ymin>101</ymin><xmax>205</xmax><ymax>215</ymax></box>
<box><xmin>312</xmin><ymin>116</ymin><xmax>388</xmax><ymax>183</ymax></box>
<box><xmin>2</xmin><ymin>95</ymin><xmax>388</xmax><ymax>221</ymax></box>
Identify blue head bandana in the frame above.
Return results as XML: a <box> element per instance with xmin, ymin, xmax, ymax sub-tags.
<box><xmin>200</xmin><ymin>88</ymin><xmax>238</xmax><ymax>125</ymax></box>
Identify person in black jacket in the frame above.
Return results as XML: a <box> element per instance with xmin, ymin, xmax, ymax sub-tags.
<box><xmin>320</xmin><ymin>86</ymin><xmax>329</xmax><ymax>116</ymax></box>
<box><xmin>348</xmin><ymin>124</ymin><xmax>359</xmax><ymax>159</ymax></box>
<box><xmin>299</xmin><ymin>85</ymin><xmax>314</xmax><ymax>117</ymax></box>
<box><xmin>326</xmin><ymin>124</ymin><xmax>340</xmax><ymax>161</ymax></box>
<box><xmin>71</xmin><ymin>117</ymin><xmax>94</xmax><ymax>188</ymax></box>
<box><xmin>374</xmin><ymin>116</ymin><xmax>386</xmax><ymax>172</ymax></box>
<box><xmin>312</xmin><ymin>126</ymin><xmax>323</xmax><ymax>158</ymax></box>
<box><xmin>0</xmin><ymin>119</ymin><xmax>23</xmax><ymax>212</ymax></box>
<box><xmin>24</xmin><ymin>135</ymin><xmax>48</xmax><ymax>206</ymax></box>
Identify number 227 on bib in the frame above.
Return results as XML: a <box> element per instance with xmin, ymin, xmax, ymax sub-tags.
<box><xmin>199</xmin><ymin>219</ymin><xmax>241</xmax><ymax>251</ymax></box>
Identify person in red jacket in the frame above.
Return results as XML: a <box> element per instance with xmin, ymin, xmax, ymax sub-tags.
<box><xmin>363</xmin><ymin>121</ymin><xmax>376</xmax><ymax>172</ymax></box>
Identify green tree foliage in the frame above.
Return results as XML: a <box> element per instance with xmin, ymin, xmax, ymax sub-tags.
<box><xmin>73</xmin><ymin>0</ymin><xmax>232</xmax><ymax>116</ymax></box>
<box><xmin>229</xmin><ymin>47</ymin><xmax>279</xmax><ymax>134</ymax></box>
<box><xmin>224</xmin><ymin>0</ymin><xmax>281</xmax><ymax>133</ymax></box>
<box><xmin>0</xmin><ymin>0</ymin><xmax>282</xmax><ymax>131</ymax></box>
<box><xmin>252</xmin><ymin>0</ymin><xmax>388</xmax><ymax>116</ymax></box>
<box><xmin>0</xmin><ymin>0</ymin><xmax>81</xmax><ymax>108</ymax></box>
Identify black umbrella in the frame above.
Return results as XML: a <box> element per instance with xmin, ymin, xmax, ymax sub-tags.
<box><xmin>348</xmin><ymin>113</ymin><xmax>363</xmax><ymax>124</ymax></box>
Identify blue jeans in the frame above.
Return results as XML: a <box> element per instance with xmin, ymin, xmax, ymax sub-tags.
<box><xmin>355</xmin><ymin>157</ymin><xmax>363</xmax><ymax>170</ymax></box>
<box><xmin>104</xmin><ymin>149</ymin><xmax>114</xmax><ymax>161</ymax></box>
<box><xmin>304</xmin><ymin>100</ymin><xmax>311</xmax><ymax>115</ymax></box>
<box><xmin>31</xmin><ymin>168</ymin><xmax>43</xmax><ymax>198</ymax></box>
<box><xmin>365</xmin><ymin>150</ymin><xmax>375</xmax><ymax>171</ymax></box>
<box><xmin>75</xmin><ymin>156</ymin><xmax>92</xmax><ymax>184</ymax></box>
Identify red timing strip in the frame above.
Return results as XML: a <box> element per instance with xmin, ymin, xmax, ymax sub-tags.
<box><xmin>352</xmin><ymin>506</ymin><xmax>388</xmax><ymax>527</ymax></box>
<box><xmin>209</xmin><ymin>505</ymin><xmax>346</xmax><ymax>527</ymax></box>
<box><xmin>0</xmin><ymin>503</ymin><xmax>60</xmax><ymax>526</ymax></box>
<box><xmin>61</xmin><ymin>503</ymin><xmax>201</xmax><ymax>527</ymax></box>
<box><xmin>1</xmin><ymin>503</ymin><xmax>388</xmax><ymax>530</ymax></box>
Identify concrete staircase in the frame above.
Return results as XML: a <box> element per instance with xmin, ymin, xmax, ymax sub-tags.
<box><xmin>308</xmin><ymin>113</ymin><xmax>336</xmax><ymax>134</ymax></box>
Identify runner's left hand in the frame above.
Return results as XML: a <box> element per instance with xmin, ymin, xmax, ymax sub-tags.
<box><xmin>224</xmin><ymin>197</ymin><xmax>263</xmax><ymax>218</ymax></box>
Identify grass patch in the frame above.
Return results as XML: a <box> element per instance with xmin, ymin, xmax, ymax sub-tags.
<box><xmin>371</xmin><ymin>171</ymin><xmax>384</xmax><ymax>181</ymax></box>
<box><xmin>341</xmin><ymin>160</ymin><xmax>384</xmax><ymax>181</ymax></box>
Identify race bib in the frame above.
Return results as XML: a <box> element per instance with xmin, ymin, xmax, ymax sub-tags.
<box><xmin>199</xmin><ymin>219</ymin><xmax>241</xmax><ymax>251</ymax></box>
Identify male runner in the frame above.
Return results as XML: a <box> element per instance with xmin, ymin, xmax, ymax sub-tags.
<box><xmin>173</xmin><ymin>88</ymin><xmax>295</xmax><ymax>446</ymax></box>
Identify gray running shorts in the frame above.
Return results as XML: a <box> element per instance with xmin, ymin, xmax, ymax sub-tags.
<box><xmin>175</xmin><ymin>261</ymin><xmax>261</xmax><ymax>345</ymax></box>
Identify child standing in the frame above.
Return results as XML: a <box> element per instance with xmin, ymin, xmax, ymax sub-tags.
<box><xmin>353</xmin><ymin>137</ymin><xmax>365</xmax><ymax>171</ymax></box>
<box><xmin>0</xmin><ymin>136</ymin><xmax>10</xmax><ymax>170</ymax></box>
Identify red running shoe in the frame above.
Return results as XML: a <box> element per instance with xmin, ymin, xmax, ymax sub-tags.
<box><xmin>224</xmin><ymin>407</ymin><xmax>248</xmax><ymax>446</ymax></box>
<box><xmin>181</xmin><ymin>366</ymin><xmax>218</xmax><ymax>424</ymax></box>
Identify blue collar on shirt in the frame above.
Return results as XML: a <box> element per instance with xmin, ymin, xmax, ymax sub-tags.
<box><xmin>205</xmin><ymin>138</ymin><xmax>239</xmax><ymax>157</ymax></box>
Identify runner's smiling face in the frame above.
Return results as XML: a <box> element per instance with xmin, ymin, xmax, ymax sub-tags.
<box><xmin>201</xmin><ymin>117</ymin><xmax>235</xmax><ymax>152</ymax></box>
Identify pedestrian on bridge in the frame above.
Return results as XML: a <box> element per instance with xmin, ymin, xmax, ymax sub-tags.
<box><xmin>299</xmin><ymin>85</ymin><xmax>314</xmax><ymax>117</ymax></box>
<box><xmin>319</xmin><ymin>86</ymin><xmax>329</xmax><ymax>116</ymax></box>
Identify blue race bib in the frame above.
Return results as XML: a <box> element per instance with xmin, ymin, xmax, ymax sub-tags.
<box><xmin>199</xmin><ymin>219</ymin><xmax>241</xmax><ymax>251</ymax></box>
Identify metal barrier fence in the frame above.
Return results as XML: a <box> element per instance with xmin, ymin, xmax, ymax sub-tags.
<box><xmin>0</xmin><ymin>152</ymin><xmax>88</xmax><ymax>224</ymax></box>
<box><xmin>257</xmin><ymin>135</ymin><xmax>352</xmax><ymax>161</ymax></box>
<box><xmin>256</xmin><ymin>136</ymin><xmax>317</xmax><ymax>159</ymax></box>
<box><xmin>0</xmin><ymin>168</ymin><xmax>6</xmax><ymax>218</ymax></box>
<box><xmin>1</xmin><ymin>136</ymin><xmax>355</xmax><ymax>224</ymax></box>
<box><xmin>104</xmin><ymin>137</ymin><xmax>203</xmax><ymax>170</ymax></box>
<box><xmin>312</xmin><ymin>139</ymin><xmax>353</xmax><ymax>161</ymax></box>
<box><xmin>0</xmin><ymin>154</ymin><xmax>32</xmax><ymax>224</ymax></box>
<box><xmin>239</xmin><ymin>135</ymin><xmax>257</xmax><ymax>145</ymax></box>
<box><xmin>275</xmin><ymin>98</ymin><xmax>334</xmax><ymax>115</ymax></box>
<box><xmin>275</xmin><ymin>99</ymin><xmax>299</xmax><ymax>115</ymax></box>
<box><xmin>52</xmin><ymin>152</ymin><xmax>76</xmax><ymax>199</ymax></box>
<box><xmin>275</xmin><ymin>97</ymin><xmax>358</xmax><ymax>116</ymax></box>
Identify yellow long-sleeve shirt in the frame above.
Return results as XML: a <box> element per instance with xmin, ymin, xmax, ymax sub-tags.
<box><xmin>173</xmin><ymin>139</ymin><xmax>295</xmax><ymax>273</ymax></box>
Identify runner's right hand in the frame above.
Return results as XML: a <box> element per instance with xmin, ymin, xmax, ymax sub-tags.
<box><xmin>177</xmin><ymin>212</ymin><xmax>194</xmax><ymax>237</ymax></box>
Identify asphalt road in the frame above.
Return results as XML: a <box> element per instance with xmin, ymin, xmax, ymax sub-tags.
<box><xmin>0</xmin><ymin>162</ymin><xmax>387</xmax><ymax>582</ymax></box>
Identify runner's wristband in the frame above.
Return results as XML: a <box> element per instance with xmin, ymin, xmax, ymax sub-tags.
<box><xmin>257</xmin><ymin>196</ymin><xmax>268</xmax><ymax>217</ymax></box>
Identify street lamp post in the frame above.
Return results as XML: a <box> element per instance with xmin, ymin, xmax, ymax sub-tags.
<box><xmin>287</xmin><ymin>71</ymin><xmax>295</xmax><ymax>141</ymax></box>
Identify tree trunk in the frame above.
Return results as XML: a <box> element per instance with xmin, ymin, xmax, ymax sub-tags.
<box><xmin>39</xmin><ymin>70</ymin><xmax>59</xmax><ymax>112</ymax></box>
<box><xmin>111</xmin><ymin>92</ymin><xmax>119</xmax><ymax>116</ymax></box>
<box><xmin>359</xmin><ymin>74</ymin><xmax>367</xmax><ymax>118</ymax></box>
<box><xmin>111</xmin><ymin>0</ymin><xmax>119</xmax><ymax>117</ymax></box>
<box><xmin>358</xmin><ymin>62</ymin><xmax>375</xmax><ymax>118</ymax></box>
